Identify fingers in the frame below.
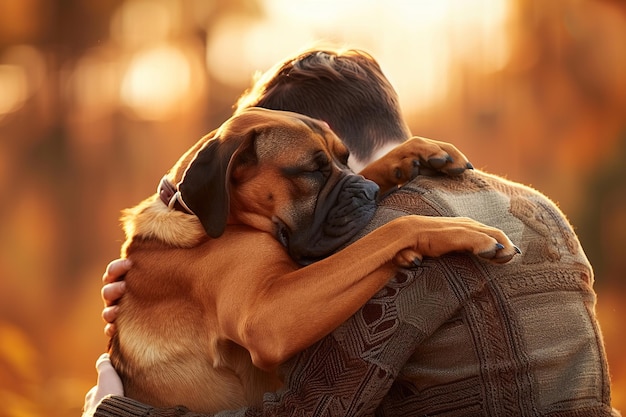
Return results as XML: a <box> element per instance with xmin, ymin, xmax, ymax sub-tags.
<box><xmin>102</xmin><ymin>259</ymin><xmax>132</xmax><ymax>284</ymax></box>
<box><xmin>102</xmin><ymin>305</ymin><xmax>119</xmax><ymax>324</ymax></box>
<box><xmin>104</xmin><ymin>322</ymin><xmax>118</xmax><ymax>338</ymax></box>
<box><xmin>101</xmin><ymin>260</ymin><xmax>128</xmax><ymax>338</ymax></box>
<box><xmin>102</xmin><ymin>282</ymin><xmax>124</xmax><ymax>337</ymax></box>
<box><xmin>102</xmin><ymin>280</ymin><xmax>125</xmax><ymax>338</ymax></box>
<box><xmin>102</xmin><ymin>281</ymin><xmax>126</xmax><ymax>307</ymax></box>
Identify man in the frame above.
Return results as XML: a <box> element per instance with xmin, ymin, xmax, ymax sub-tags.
<box><xmin>84</xmin><ymin>48</ymin><xmax>618</xmax><ymax>416</ymax></box>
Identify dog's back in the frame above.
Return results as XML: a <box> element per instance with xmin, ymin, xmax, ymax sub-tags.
<box><xmin>108</xmin><ymin>197</ymin><xmax>282</xmax><ymax>412</ymax></box>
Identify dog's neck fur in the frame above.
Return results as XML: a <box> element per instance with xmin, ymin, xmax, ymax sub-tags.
<box><xmin>120</xmin><ymin>193</ymin><xmax>207</xmax><ymax>255</ymax></box>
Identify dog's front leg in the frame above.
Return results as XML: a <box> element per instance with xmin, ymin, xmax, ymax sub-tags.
<box><xmin>216</xmin><ymin>215</ymin><xmax>518</xmax><ymax>371</ymax></box>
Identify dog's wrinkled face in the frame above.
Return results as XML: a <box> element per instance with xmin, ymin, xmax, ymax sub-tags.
<box><xmin>178</xmin><ymin>108</ymin><xmax>379</xmax><ymax>264</ymax></box>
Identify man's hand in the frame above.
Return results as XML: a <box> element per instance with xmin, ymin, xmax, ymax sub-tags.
<box><xmin>82</xmin><ymin>353</ymin><xmax>124</xmax><ymax>417</ymax></box>
<box><xmin>102</xmin><ymin>259</ymin><xmax>131</xmax><ymax>337</ymax></box>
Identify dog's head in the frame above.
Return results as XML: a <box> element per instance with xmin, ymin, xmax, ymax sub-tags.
<box><xmin>176</xmin><ymin>107</ymin><xmax>379</xmax><ymax>264</ymax></box>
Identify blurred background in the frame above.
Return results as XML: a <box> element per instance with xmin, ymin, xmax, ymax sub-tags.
<box><xmin>0</xmin><ymin>0</ymin><xmax>624</xmax><ymax>415</ymax></box>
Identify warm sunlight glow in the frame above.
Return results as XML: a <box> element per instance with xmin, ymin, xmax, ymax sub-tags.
<box><xmin>0</xmin><ymin>64</ymin><xmax>28</xmax><ymax>116</ymax></box>
<box><xmin>110</xmin><ymin>0</ymin><xmax>178</xmax><ymax>48</ymax></box>
<box><xmin>70</xmin><ymin>50</ymin><xmax>120</xmax><ymax>117</ymax></box>
<box><xmin>238</xmin><ymin>0</ymin><xmax>512</xmax><ymax>113</ymax></box>
<box><xmin>206</xmin><ymin>15</ymin><xmax>314</xmax><ymax>87</ymax></box>
<box><xmin>120</xmin><ymin>44</ymin><xmax>193</xmax><ymax>120</ymax></box>
<box><xmin>0</xmin><ymin>45</ymin><xmax>45</xmax><ymax>118</ymax></box>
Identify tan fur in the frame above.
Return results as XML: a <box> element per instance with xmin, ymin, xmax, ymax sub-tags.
<box><xmin>109</xmin><ymin>108</ymin><xmax>518</xmax><ymax>413</ymax></box>
<box><xmin>121</xmin><ymin>194</ymin><xmax>206</xmax><ymax>250</ymax></box>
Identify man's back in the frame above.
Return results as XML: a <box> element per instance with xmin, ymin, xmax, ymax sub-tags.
<box><xmin>370</xmin><ymin>170</ymin><xmax>614</xmax><ymax>416</ymax></box>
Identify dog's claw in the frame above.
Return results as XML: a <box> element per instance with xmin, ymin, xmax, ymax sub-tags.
<box><xmin>428</xmin><ymin>154</ymin><xmax>454</xmax><ymax>170</ymax></box>
<box><xmin>478</xmin><ymin>242</ymin><xmax>521</xmax><ymax>264</ymax></box>
<box><xmin>410</xmin><ymin>160</ymin><xmax>421</xmax><ymax>179</ymax></box>
<box><xmin>446</xmin><ymin>167</ymin><xmax>466</xmax><ymax>176</ymax></box>
<box><xmin>428</xmin><ymin>157</ymin><xmax>447</xmax><ymax>169</ymax></box>
<box><xmin>412</xmin><ymin>257</ymin><xmax>422</xmax><ymax>267</ymax></box>
<box><xmin>466</xmin><ymin>162</ymin><xmax>474</xmax><ymax>170</ymax></box>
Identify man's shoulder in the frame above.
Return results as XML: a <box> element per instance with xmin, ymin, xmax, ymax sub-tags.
<box><xmin>378</xmin><ymin>169</ymin><xmax>579</xmax><ymax>250</ymax></box>
<box><xmin>409</xmin><ymin>169</ymin><xmax>548</xmax><ymax>199</ymax></box>
<box><xmin>381</xmin><ymin>169</ymin><xmax>559</xmax><ymax>216</ymax></box>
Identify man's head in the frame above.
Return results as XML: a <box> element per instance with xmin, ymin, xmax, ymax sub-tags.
<box><xmin>235</xmin><ymin>48</ymin><xmax>411</xmax><ymax>169</ymax></box>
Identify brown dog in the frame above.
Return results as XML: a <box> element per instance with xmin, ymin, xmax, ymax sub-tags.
<box><xmin>109</xmin><ymin>107</ymin><xmax>518</xmax><ymax>412</ymax></box>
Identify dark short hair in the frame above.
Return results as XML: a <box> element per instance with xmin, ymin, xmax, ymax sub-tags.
<box><xmin>235</xmin><ymin>48</ymin><xmax>410</xmax><ymax>161</ymax></box>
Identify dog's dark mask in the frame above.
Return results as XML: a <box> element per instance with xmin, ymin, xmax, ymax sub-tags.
<box><xmin>280</xmin><ymin>173</ymin><xmax>378</xmax><ymax>265</ymax></box>
<box><xmin>178</xmin><ymin>108</ymin><xmax>378</xmax><ymax>265</ymax></box>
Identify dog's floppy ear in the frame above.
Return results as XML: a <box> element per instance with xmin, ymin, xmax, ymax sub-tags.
<box><xmin>178</xmin><ymin>131</ymin><xmax>257</xmax><ymax>238</ymax></box>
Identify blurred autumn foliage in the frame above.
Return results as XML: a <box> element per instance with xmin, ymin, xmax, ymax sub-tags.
<box><xmin>0</xmin><ymin>0</ymin><xmax>624</xmax><ymax>416</ymax></box>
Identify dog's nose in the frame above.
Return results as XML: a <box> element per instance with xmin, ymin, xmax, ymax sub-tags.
<box><xmin>361</xmin><ymin>178</ymin><xmax>379</xmax><ymax>201</ymax></box>
<box><xmin>289</xmin><ymin>173</ymin><xmax>379</xmax><ymax>265</ymax></box>
<box><xmin>343</xmin><ymin>175</ymin><xmax>379</xmax><ymax>203</ymax></box>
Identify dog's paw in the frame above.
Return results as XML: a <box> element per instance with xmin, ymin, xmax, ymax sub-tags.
<box><xmin>359</xmin><ymin>137</ymin><xmax>473</xmax><ymax>194</ymax></box>
<box><xmin>395</xmin><ymin>215</ymin><xmax>520</xmax><ymax>266</ymax></box>
<box><xmin>477</xmin><ymin>242</ymin><xmax>521</xmax><ymax>264</ymax></box>
<box><xmin>395</xmin><ymin>136</ymin><xmax>473</xmax><ymax>178</ymax></box>
<box><xmin>393</xmin><ymin>248</ymin><xmax>423</xmax><ymax>268</ymax></box>
<box><xmin>459</xmin><ymin>220</ymin><xmax>521</xmax><ymax>264</ymax></box>
<box><xmin>390</xmin><ymin>159</ymin><xmax>421</xmax><ymax>185</ymax></box>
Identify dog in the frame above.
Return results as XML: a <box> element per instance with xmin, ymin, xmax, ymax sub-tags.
<box><xmin>108</xmin><ymin>107</ymin><xmax>518</xmax><ymax>412</ymax></box>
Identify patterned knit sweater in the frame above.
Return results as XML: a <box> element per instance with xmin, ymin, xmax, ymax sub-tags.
<box><xmin>95</xmin><ymin>170</ymin><xmax>619</xmax><ymax>417</ymax></box>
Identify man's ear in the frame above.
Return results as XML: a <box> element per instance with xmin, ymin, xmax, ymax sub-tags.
<box><xmin>178</xmin><ymin>132</ymin><xmax>256</xmax><ymax>238</ymax></box>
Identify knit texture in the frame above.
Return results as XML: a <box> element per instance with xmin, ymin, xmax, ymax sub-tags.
<box><xmin>97</xmin><ymin>170</ymin><xmax>618</xmax><ymax>416</ymax></box>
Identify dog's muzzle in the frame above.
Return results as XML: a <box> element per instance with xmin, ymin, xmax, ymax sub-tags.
<box><xmin>285</xmin><ymin>174</ymin><xmax>379</xmax><ymax>265</ymax></box>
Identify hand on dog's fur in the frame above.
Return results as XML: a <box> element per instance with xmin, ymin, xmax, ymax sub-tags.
<box><xmin>391</xmin><ymin>216</ymin><xmax>520</xmax><ymax>268</ymax></box>
<box><xmin>359</xmin><ymin>136</ymin><xmax>473</xmax><ymax>194</ymax></box>
<box><xmin>101</xmin><ymin>259</ymin><xmax>130</xmax><ymax>337</ymax></box>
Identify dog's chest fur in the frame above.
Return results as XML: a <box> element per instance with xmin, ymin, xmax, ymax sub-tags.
<box><xmin>110</xmin><ymin>195</ymin><xmax>282</xmax><ymax>412</ymax></box>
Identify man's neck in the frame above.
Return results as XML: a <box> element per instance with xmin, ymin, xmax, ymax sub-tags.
<box><xmin>348</xmin><ymin>142</ymin><xmax>402</xmax><ymax>173</ymax></box>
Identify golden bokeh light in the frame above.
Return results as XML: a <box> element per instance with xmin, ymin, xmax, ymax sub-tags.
<box><xmin>209</xmin><ymin>0</ymin><xmax>512</xmax><ymax>113</ymax></box>
<box><xmin>206</xmin><ymin>14</ymin><xmax>315</xmax><ymax>87</ymax></box>
<box><xmin>0</xmin><ymin>64</ymin><xmax>28</xmax><ymax>116</ymax></box>
<box><xmin>110</xmin><ymin>0</ymin><xmax>178</xmax><ymax>48</ymax></box>
<box><xmin>120</xmin><ymin>44</ymin><xmax>201</xmax><ymax>121</ymax></box>
<box><xmin>68</xmin><ymin>48</ymin><xmax>121</xmax><ymax>118</ymax></box>
<box><xmin>0</xmin><ymin>44</ymin><xmax>46</xmax><ymax>117</ymax></box>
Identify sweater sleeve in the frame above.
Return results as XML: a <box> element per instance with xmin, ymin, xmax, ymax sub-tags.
<box><xmin>96</xmin><ymin>395</ymin><xmax>221</xmax><ymax>417</ymax></box>
<box><xmin>95</xmin><ymin>396</ymin><xmax>156</xmax><ymax>417</ymax></box>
